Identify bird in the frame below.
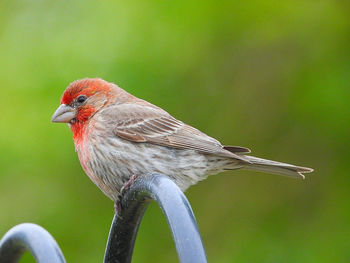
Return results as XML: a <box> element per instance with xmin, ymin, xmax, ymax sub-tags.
<box><xmin>51</xmin><ymin>78</ymin><xmax>313</xmax><ymax>204</ymax></box>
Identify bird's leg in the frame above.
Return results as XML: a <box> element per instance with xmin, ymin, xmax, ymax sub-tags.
<box><xmin>114</xmin><ymin>174</ymin><xmax>141</xmax><ymax>216</ymax></box>
<box><xmin>121</xmin><ymin>174</ymin><xmax>141</xmax><ymax>193</ymax></box>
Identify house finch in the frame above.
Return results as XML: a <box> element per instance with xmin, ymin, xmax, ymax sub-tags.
<box><xmin>51</xmin><ymin>78</ymin><xmax>313</xmax><ymax>202</ymax></box>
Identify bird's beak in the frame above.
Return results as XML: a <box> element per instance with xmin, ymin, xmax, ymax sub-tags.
<box><xmin>51</xmin><ymin>104</ymin><xmax>76</xmax><ymax>123</ymax></box>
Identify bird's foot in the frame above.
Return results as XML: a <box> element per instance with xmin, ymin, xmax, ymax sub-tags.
<box><xmin>114</xmin><ymin>201</ymin><xmax>123</xmax><ymax>219</ymax></box>
<box><xmin>121</xmin><ymin>174</ymin><xmax>141</xmax><ymax>194</ymax></box>
<box><xmin>114</xmin><ymin>200</ymin><xmax>122</xmax><ymax>218</ymax></box>
<box><xmin>114</xmin><ymin>174</ymin><xmax>141</xmax><ymax>217</ymax></box>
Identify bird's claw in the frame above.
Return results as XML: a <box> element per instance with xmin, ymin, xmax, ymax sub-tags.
<box><xmin>120</xmin><ymin>174</ymin><xmax>141</xmax><ymax>195</ymax></box>
<box><xmin>114</xmin><ymin>198</ymin><xmax>123</xmax><ymax>219</ymax></box>
<box><xmin>114</xmin><ymin>174</ymin><xmax>141</xmax><ymax>217</ymax></box>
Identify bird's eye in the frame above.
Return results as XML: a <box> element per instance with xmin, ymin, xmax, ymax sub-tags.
<box><xmin>77</xmin><ymin>95</ymin><xmax>87</xmax><ymax>103</ymax></box>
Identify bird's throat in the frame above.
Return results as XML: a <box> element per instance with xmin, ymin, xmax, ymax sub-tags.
<box><xmin>71</xmin><ymin>121</ymin><xmax>86</xmax><ymax>144</ymax></box>
<box><xmin>71</xmin><ymin>106</ymin><xmax>97</xmax><ymax>143</ymax></box>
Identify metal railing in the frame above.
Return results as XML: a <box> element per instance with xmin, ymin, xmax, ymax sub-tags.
<box><xmin>0</xmin><ymin>173</ymin><xmax>208</xmax><ymax>263</ymax></box>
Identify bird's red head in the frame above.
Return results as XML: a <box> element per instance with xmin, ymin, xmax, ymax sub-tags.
<box><xmin>52</xmin><ymin>78</ymin><xmax>113</xmax><ymax>141</ymax></box>
<box><xmin>60</xmin><ymin>78</ymin><xmax>110</xmax><ymax>105</ymax></box>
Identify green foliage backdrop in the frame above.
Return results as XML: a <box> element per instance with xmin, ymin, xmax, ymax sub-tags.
<box><xmin>0</xmin><ymin>1</ymin><xmax>349</xmax><ymax>262</ymax></box>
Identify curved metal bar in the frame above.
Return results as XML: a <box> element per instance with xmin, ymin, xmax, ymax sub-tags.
<box><xmin>104</xmin><ymin>173</ymin><xmax>208</xmax><ymax>263</ymax></box>
<box><xmin>0</xmin><ymin>223</ymin><xmax>66</xmax><ymax>263</ymax></box>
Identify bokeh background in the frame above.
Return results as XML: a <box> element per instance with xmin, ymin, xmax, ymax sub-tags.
<box><xmin>0</xmin><ymin>0</ymin><xmax>349</xmax><ymax>262</ymax></box>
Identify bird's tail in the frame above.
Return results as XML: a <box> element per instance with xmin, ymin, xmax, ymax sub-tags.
<box><xmin>240</xmin><ymin>155</ymin><xmax>313</xmax><ymax>179</ymax></box>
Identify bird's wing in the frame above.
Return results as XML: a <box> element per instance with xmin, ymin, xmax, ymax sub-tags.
<box><xmin>102</xmin><ymin>103</ymin><xmax>248</xmax><ymax>160</ymax></box>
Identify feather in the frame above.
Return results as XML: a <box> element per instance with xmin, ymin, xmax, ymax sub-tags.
<box><xmin>100</xmin><ymin>103</ymin><xmax>249</xmax><ymax>162</ymax></box>
<box><xmin>224</xmin><ymin>146</ymin><xmax>251</xmax><ymax>154</ymax></box>
<box><xmin>241</xmin><ymin>155</ymin><xmax>314</xmax><ymax>178</ymax></box>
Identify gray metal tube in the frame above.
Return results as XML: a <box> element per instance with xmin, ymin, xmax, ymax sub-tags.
<box><xmin>0</xmin><ymin>223</ymin><xmax>66</xmax><ymax>263</ymax></box>
<box><xmin>103</xmin><ymin>173</ymin><xmax>208</xmax><ymax>263</ymax></box>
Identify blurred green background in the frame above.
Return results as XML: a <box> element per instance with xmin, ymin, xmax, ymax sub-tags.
<box><xmin>0</xmin><ymin>0</ymin><xmax>349</xmax><ymax>262</ymax></box>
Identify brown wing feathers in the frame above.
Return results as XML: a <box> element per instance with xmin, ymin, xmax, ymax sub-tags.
<box><xmin>109</xmin><ymin>104</ymin><xmax>248</xmax><ymax>161</ymax></box>
<box><xmin>223</xmin><ymin>146</ymin><xmax>251</xmax><ymax>154</ymax></box>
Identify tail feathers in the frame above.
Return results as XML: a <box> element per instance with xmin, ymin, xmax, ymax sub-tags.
<box><xmin>241</xmin><ymin>155</ymin><xmax>314</xmax><ymax>179</ymax></box>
